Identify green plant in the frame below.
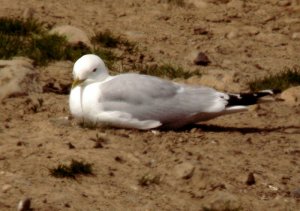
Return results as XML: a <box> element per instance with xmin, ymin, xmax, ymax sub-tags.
<box><xmin>26</xmin><ymin>34</ymin><xmax>67</xmax><ymax>65</ymax></box>
<box><xmin>92</xmin><ymin>30</ymin><xmax>121</xmax><ymax>48</ymax></box>
<box><xmin>0</xmin><ymin>17</ymin><xmax>43</xmax><ymax>36</ymax></box>
<box><xmin>248</xmin><ymin>66</ymin><xmax>300</xmax><ymax>92</ymax></box>
<box><xmin>49</xmin><ymin>159</ymin><xmax>94</xmax><ymax>179</ymax></box>
<box><xmin>0</xmin><ymin>17</ymin><xmax>95</xmax><ymax>66</ymax></box>
<box><xmin>91</xmin><ymin>30</ymin><xmax>136</xmax><ymax>52</ymax></box>
<box><xmin>0</xmin><ymin>34</ymin><xmax>24</xmax><ymax>59</ymax></box>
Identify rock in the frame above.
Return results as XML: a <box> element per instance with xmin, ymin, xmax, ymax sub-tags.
<box><xmin>17</xmin><ymin>198</ymin><xmax>31</xmax><ymax>211</ymax></box>
<box><xmin>0</xmin><ymin>57</ymin><xmax>40</xmax><ymax>101</ymax></box>
<box><xmin>280</xmin><ymin>86</ymin><xmax>300</xmax><ymax>106</ymax></box>
<box><xmin>292</xmin><ymin>32</ymin><xmax>300</xmax><ymax>40</ymax></box>
<box><xmin>246</xmin><ymin>172</ymin><xmax>256</xmax><ymax>185</ymax></box>
<box><xmin>49</xmin><ymin>25</ymin><xmax>92</xmax><ymax>48</ymax></box>
<box><xmin>226</xmin><ymin>30</ymin><xmax>239</xmax><ymax>39</ymax></box>
<box><xmin>193</xmin><ymin>52</ymin><xmax>210</xmax><ymax>66</ymax></box>
<box><xmin>2</xmin><ymin>184</ymin><xmax>12</xmax><ymax>193</ymax></box>
<box><xmin>203</xmin><ymin>191</ymin><xmax>241</xmax><ymax>211</ymax></box>
<box><xmin>174</xmin><ymin>162</ymin><xmax>195</xmax><ymax>179</ymax></box>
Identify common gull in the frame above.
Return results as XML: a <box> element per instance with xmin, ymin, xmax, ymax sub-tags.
<box><xmin>69</xmin><ymin>54</ymin><xmax>274</xmax><ymax>130</ymax></box>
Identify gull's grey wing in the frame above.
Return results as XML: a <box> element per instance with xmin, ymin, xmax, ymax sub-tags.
<box><xmin>99</xmin><ymin>73</ymin><xmax>227</xmax><ymax>125</ymax></box>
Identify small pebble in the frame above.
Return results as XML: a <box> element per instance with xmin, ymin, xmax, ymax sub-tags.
<box><xmin>193</xmin><ymin>27</ymin><xmax>209</xmax><ymax>35</ymax></box>
<box><xmin>17</xmin><ymin>198</ymin><xmax>31</xmax><ymax>211</ymax></box>
<box><xmin>193</xmin><ymin>52</ymin><xmax>210</xmax><ymax>66</ymax></box>
<box><xmin>2</xmin><ymin>184</ymin><xmax>12</xmax><ymax>193</ymax></box>
<box><xmin>174</xmin><ymin>162</ymin><xmax>195</xmax><ymax>179</ymax></box>
<box><xmin>67</xmin><ymin>142</ymin><xmax>75</xmax><ymax>149</ymax></box>
<box><xmin>246</xmin><ymin>172</ymin><xmax>256</xmax><ymax>185</ymax></box>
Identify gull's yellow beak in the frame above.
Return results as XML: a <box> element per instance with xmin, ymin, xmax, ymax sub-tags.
<box><xmin>72</xmin><ymin>78</ymin><xmax>86</xmax><ymax>89</ymax></box>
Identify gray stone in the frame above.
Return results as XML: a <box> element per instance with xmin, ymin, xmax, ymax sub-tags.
<box><xmin>49</xmin><ymin>25</ymin><xmax>92</xmax><ymax>47</ymax></box>
<box><xmin>174</xmin><ymin>162</ymin><xmax>195</xmax><ymax>179</ymax></box>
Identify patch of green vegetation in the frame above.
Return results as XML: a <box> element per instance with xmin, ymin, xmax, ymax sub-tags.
<box><xmin>92</xmin><ymin>30</ymin><xmax>120</xmax><ymax>48</ymax></box>
<box><xmin>138</xmin><ymin>173</ymin><xmax>161</xmax><ymax>186</ymax></box>
<box><xmin>49</xmin><ymin>159</ymin><xmax>94</xmax><ymax>179</ymax></box>
<box><xmin>0</xmin><ymin>17</ymin><xmax>117</xmax><ymax>66</ymax></box>
<box><xmin>0</xmin><ymin>34</ymin><xmax>24</xmax><ymax>59</ymax></box>
<box><xmin>26</xmin><ymin>34</ymin><xmax>68</xmax><ymax>66</ymax></box>
<box><xmin>138</xmin><ymin>64</ymin><xmax>201</xmax><ymax>79</ymax></box>
<box><xmin>91</xmin><ymin>30</ymin><xmax>136</xmax><ymax>51</ymax></box>
<box><xmin>248</xmin><ymin>66</ymin><xmax>300</xmax><ymax>92</ymax></box>
<box><xmin>0</xmin><ymin>17</ymin><xmax>43</xmax><ymax>36</ymax></box>
<box><xmin>65</xmin><ymin>42</ymin><xmax>92</xmax><ymax>62</ymax></box>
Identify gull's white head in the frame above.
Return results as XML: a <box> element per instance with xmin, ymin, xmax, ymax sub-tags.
<box><xmin>72</xmin><ymin>54</ymin><xmax>109</xmax><ymax>88</ymax></box>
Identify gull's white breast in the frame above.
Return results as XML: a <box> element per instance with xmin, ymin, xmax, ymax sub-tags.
<box><xmin>69</xmin><ymin>82</ymin><xmax>104</xmax><ymax>122</ymax></box>
<box><xmin>69</xmin><ymin>86</ymin><xmax>83</xmax><ymax>119</ymax></box>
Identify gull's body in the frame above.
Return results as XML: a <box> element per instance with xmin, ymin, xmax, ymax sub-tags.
<box><xmin>69</xmin><ymin>54</ymin><xmax>274</xmax><ymax>130</ymax></box>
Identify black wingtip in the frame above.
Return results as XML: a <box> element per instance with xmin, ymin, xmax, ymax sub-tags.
<box><xmin>227</xmin><ymin>89</ymin><xmax>277</xmax><ymax>107</ymax></box>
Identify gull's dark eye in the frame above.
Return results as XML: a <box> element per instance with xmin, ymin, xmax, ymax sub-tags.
<box><xmin>92</xmin><ymin>68</ymin><xmax>97</xmax><ymax>72</ymax></box>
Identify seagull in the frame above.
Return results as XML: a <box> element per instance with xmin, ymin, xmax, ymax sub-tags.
<box><xmin>69</xmin><ymin>54</ymin><xmax>275</xmax><ymax>130</ymax></box>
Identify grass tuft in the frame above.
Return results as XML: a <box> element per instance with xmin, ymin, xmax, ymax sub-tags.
<box><xmin>0</xmin><ymin>17</ymin><xmax>43</xmax><ymax>36</ymax></box>
<box><xmin>91</xmin><ymin>30</ymin><xmax>136</xmax><ymax>51</ymax></box>
<box><xmin>49</xmin><ymin>159</ymin><xmax>94</xmax><ymax>179</ymax></box>
<box><xmin>248</xmin><ymin>66</ymin><xmax>300</xmax><ymax>92</ymax></box>
<box><xmin>0</xmin><ymin>34</ymin><xmax>24</xmax><ymax>59</ymax></box>
<box><xmin>92</xmin><ymin>30</ymin><xmax>121</xmax><ymax>48</ymax></box>
<box><xmin>0</xmin><ymin>17</ymin><xmax>118</xmax><ymax>66</ymax></box>
<box><xmin>139</xmin><ymin>64</ymin><xmax>201</xmax><ymax>79</ymax></box>
<box><xmin>26</xmin><ymin>34</ymin><xmax>68</xmax><ymax>66</ymax></box>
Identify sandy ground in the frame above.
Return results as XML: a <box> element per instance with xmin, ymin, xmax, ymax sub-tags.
<box><xmin>1</xmin><ymin>0</ymin><xmax>300</xmax><ymax>210</ymax></box>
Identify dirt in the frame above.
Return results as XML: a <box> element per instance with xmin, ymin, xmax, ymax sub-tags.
<box><xmin>1</xmin><ymin>0</ymin><xmax>300</xmax><ymax>210</ymax></box>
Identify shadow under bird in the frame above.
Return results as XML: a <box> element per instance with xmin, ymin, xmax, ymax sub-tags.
<box><xmin>69</xmin><ymin>54</ymin><xmax>276</xmax><ymax>130</ymax></box>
